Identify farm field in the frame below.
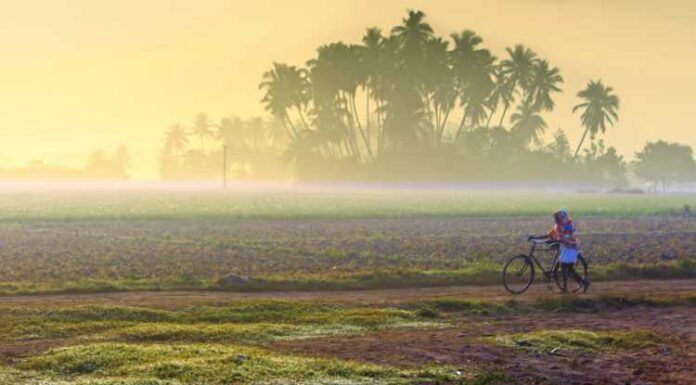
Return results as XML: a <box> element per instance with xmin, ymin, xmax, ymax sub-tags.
<box><xmin>0</xmin><ymin>188</ymin><xmax>695</xmax><ymax>384</ymax></box>
<box><xmin>0</xmin><ymin>189</ymin><xmax>695</xmax><ymax>294</ymax></box>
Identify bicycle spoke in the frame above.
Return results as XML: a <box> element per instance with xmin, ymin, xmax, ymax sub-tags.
<box><xmin>503</xmin><ymin>255</ymin><xmax>534</xmax><ymax>294</ymax></box>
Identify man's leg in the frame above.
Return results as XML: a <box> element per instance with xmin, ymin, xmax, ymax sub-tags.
<box><xmin>566</xmin><ymin>262</ymin><xmax>590</xmax><ymax>293</ymax></box>
<box><xmin>560</xmin><ymin>262</ymin><xmax>570</xmax><ymax>293</ymax></box>
<box><xmin>567</xmin><ymin>263</ymin><xmax>587</xmax><ymax>286</ymax></box>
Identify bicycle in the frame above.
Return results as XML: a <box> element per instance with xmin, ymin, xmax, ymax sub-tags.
<box><xmin>503</xmin><ymin>238</ymin><xmax>588</xmax><ymax>294</ymax></box>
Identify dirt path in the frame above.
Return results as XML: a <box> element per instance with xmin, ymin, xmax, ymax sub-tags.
<box><xmin>0</xmin><ymin>279</ymin><xmax>694</xmax><ymax>309</ymax></box>
<box><xmin>1</xmin><ymin>279</ymin><xmax>695</xmax><ymax>384</ymax></box>
<box><xmin>272</xmin><ymin>306</ymin><xmax>696</xmax><ymax>385</ymax></box>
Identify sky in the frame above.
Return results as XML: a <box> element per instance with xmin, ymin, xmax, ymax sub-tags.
<box><xmin>0</xmin><ymin>0</ymin><xmax>694</xmax><ymax>179</ymax></box>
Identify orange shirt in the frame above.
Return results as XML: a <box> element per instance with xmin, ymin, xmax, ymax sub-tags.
<box><xmin>548</xmin><ymin>220</ymin><xmax>578</xmax><ymax>248</ymax></box>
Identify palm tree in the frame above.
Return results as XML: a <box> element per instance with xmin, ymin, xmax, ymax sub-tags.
<box><xmin>528</xmin><ymin>59</ymin><xmax>563</xmax><ymax>112</ymax></box>
<box><xmin>486</xmin><ymin>67</ymin><xmax>515</xmax><ymax>127</ymax></box>
<box><xmin>421</xmin><ymin>36</ymin><xmax>453</xmax><ymax>144</ymax></box>
<box><xmin>259</xmin><ymin>62</ymin><xmax>311</xmax><ymax>138</ymax></box>
<box><xmin>379</xmin><ymin>10</ymin><xmax>433</xmax><ymax>150</ymax></box>
<box><xmin>391</xmin><ymin>10</ymin><xmax>433</xmax><ymax>60</ymax></box>
<box><xmin>191</xmin><ymin>113</ymin><xmax>215</xmax><ymax>152</ymax></box>
<box><xmin>369</xmin><ymin>34</ymin><xmax>402</xmax><ymax>153</ymax></box>
<box><xmin>510</xmin><ymin>100</ymin><xmax>547</xmax><ymax>147</ymax></box>
<box><xmin>308</xmin><ymin>42</ymin><xmax>368</xmax><ymax>159</ymax></box>
<box><xmin>361</xmin><ymin>27</ymin><xmax>383</xmax><ymax>152</ymax></box>
<box><xmin>572</xmin><ymin>80</ymin><xmax>619</xmax><ymax>157</ymax></box>
<box><xmin>499</xmin><ymin>45</ymin><xmax>537</xmax><ymax>126</ymax></box>
<box><xmin>450</xmin><ymin>30</ymin><xmax>495</xmax><ymax>141</ymax></box>
<box><xmin>217</xmin><ymin>117</ymin><xmax>244</xmax><ymax>150</ymax></box>
<box><xmin>164</xmin><ymin>124</ymin><xmax>189</xmax><ymax>156</ymax></box>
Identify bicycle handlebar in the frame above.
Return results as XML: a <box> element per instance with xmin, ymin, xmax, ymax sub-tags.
<box><xmin>529</xmin><ymin>238</ymin><xmax>561</xmax><ymax>247</ymax></box>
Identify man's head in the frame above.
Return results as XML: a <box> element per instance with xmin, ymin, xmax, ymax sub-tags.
<box><xmin>553</xmin><ymin>209</ymin><xmax>569</xmax><ymax>224</ymax></box>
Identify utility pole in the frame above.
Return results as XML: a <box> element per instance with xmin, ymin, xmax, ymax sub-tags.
<box><xmin>222</xmin><ymin>144</ymin><xmax>228</xmax><ymax>189</ymax></box>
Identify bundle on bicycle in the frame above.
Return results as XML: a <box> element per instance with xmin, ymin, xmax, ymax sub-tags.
<box><xmin>503</xmin><ymin>209</ymin><xmax>590</xmax><ymax>295</ymax></box>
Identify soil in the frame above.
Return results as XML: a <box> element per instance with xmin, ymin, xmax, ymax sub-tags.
<box><xmin>271</xmin><ymin>306</ymin><xmax>696</xmax><ymax>384</ymax></box>
<box><xmin>1</xmin><ymin>279</ymin><xmax>694</xmax><ymax>384</ymax></box>
<box><xmin>2</xmin><ymin>216</ymin><xmax>695</xmax><ymax>282</ymax></box>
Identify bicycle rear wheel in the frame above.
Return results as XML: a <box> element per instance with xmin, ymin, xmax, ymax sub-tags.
<box><xmin>503</xmin><ymin>254</ymin><xmax>535</xmax><ymax>294</ymax></box>
<box><xmin>554</xmin><ymin>254</ymin><xmax>588</xmax><ymax>293</ymax></box>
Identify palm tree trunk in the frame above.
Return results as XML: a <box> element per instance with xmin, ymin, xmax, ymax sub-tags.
<box><xmin>454</xmin><ymin>110</ymin><xmax>468</xmax><ymax>143</ymax></box>
<box><xmin>434</xmin><ymin>104</ymin><xmax>440</xmax><ymax>147</ymax></box>
<box><xmin>423</xmin><ymin>92</ymin><xmax>436</xmax><ymax>140</ymax></box>
<box><xmin>295</xmin><ymin>105</ymin><xmax>310</xmax><ymax>131</ymax></box>
<box><xmin>282</xmin><ymin>113</ymin><xmax>298</xmax><ymax>140</ymax></box>
<box><xmin>366</xmin><ymin>88</ymin><xmax>371</xmax><ymax>156</ymax></box>
<box><xmin>438</xmin><ymin>107</ymin><xmax>451</xmax><ymax>146</ymax></box>
<box><xmin>340</xmin><ymin>92</ymin><xmax>361</xmax><ymax>160</ymax></box>
<box><xmin>351</xmin><ymin>94</ymin><xmax>372</xmax><ymax>160</ymax></box>
<box><xmin>498</xmin><ymin>104</ymin><xmax>509</xmax><ymax>127</ymax></box>
<box><xmin>375</xmin><ymin>99</ymin><xmax>386</xmax><ymax>157</ymax></box>
<box><xmin>573</xmin><ymin>127</ymin><xmax>590</xmax><ymax>158</ymax></box>
<box><xmin>486</xmin><ymin>103</ymin><xmax>497</xmax><ymax>128</ymax></box>
<box><xmin>351</xmin><ymin>94</ymin><xmax>363</xmax><ymax>130</ymax></box>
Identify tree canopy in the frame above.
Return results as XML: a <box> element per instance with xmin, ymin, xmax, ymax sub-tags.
<box><xmin>634</xmin><ymin>141</ymin><xmax>696</xmax><ymax>191</ymax></box>
<box><xmin>152</xmin><ymin>9</ymin><xmax>694</xmax><ymax>189</ymax></box>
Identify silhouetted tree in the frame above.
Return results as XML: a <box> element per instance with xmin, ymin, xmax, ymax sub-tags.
<box><xmin>510</xmin><ymin>99</ymin><xmax>547</xmax><ymax>146</ymax></box>
<box><xmin>634</xmin><ymin>141</ymin><xmax>695</xmax><ymax>191</ymax></box>
<box><xmin>499</xmin><ymin>45</ymin><xmax>537</xmax><ymax>125</ymax></box>
<box><xmin>85</xmin><ymin>145</ymin><xmax>130</xmax><ymax>179</ymax></box>
<box><xmin>191</xmin><ymin>113</ymin><xmax>215</xmax><ymax>152</ymax></box>
<box><xmin>528</xmin><ymin>59</ymin><xmax>563</xmax><ymax>112</ymax></box>
<box><xmin>248</xmin><ymin>9</ymin><xmax>631</xmax><ymax>183</ymax></box>
<box><xmin>450</xmin><ymin>30</ymin><xmax>495</xmax><ymax>141</ymax></box>
<box><xmin>573</xmin><ymin>80</ymin><xmax>619</xmax><ymax>157</ymax></box>
<box><xmin>260</xmin><ymin>63</ymin><xmax>311</xmax><ymax>138</ymax></box>
<box><xmin>164</xmin><ymin>124</ymin><xmax>189</xmax><ymax>156</ymax></box>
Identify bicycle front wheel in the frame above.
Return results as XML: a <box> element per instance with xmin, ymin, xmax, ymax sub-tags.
<box><xmin>503</xmin><ymin>254</ymin><xmax>535</xmax><ymax>294</ymax></box>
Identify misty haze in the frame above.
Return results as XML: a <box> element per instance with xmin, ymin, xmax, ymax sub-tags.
<box><xmin>0</xmin><ymin>2</ymin><xmax>695</xmax><ymax>385</ymax></box>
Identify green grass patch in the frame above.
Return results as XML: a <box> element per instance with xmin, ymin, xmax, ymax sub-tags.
<box><xmin>17</xmin><ymin>343</ymin><xmax>452</xmax><ymax>385</ymax></box>
<box><xmin>1</xmin><ymin>301</ymin><xmax>443</xmax><ymax>343</ymax></box>
<box><xmin>109</xmin><ymin>322</ymin><xmax>349</xmax><ymax>343</ymax></box>
<box><xmin>410</xmin><ymin>292</ymin><xmax>696</xmax><ymax>317</ymax></box>
<box><xmin>491</xmin><ymin>329</ymin><xmax>661</xmax><ymax>352</ymax></box>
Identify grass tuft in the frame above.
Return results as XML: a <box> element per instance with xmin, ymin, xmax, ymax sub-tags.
<box><xmin>491</xmin><ymin>329</ymin><xmax>661</xmax><ymax>352</ymax></box>
<box><xmin>19</xmin><ymin>343</ymin><xmax>453</xmax><ymax>385</ymax></box>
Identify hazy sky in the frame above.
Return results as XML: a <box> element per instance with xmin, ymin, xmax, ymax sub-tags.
<box><xmin>1</xmin><ymin>0</ymin><xmax>694</xmax><ymax>178</ymax></box>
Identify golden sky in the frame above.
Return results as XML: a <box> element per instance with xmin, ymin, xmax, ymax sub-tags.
<box><xmin>0</xmin><ymin>0</ymin><xmax>694</xmax><ymax>179</ymax></box>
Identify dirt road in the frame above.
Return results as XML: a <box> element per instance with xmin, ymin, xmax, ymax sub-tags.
<box><xmin>1</xmin><ymin>279</ymin><xmax>694</xmax><ymax>309</ymax></box>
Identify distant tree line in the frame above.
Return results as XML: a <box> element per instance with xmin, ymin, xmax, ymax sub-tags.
<box><xmin>258</xmin><ymin>10</ymin><xmax>625</xmax><ymax>181</ymax></box>
<box><xmin>157</xmin><ymin>10</ymin><xmax>695</xmax><ymax>190</ymax></box>
<box><xmin>0</xmin><ymin>144</ymin><xmax>131</xmax><ymax>180</ymax></box>
<box><xmin>158</xmin><ymin>113</ymin><xmax>288</xmax><ymax>180</ymax></box>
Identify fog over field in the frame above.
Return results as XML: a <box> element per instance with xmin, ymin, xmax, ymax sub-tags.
<box><xmin>1</xmin><ymin>2</ymin><xmax>695</xmax><ymax>385</ymax></box>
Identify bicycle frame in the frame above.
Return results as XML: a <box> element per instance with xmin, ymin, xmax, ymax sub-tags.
<box><xmin>526</xmin><ymin>241</ymin><xmax>561</xmax><ymax>281</ymax></box>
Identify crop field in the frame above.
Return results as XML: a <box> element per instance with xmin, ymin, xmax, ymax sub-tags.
<box><xmin>0</xmin><ymin>189</ymin><xmax>695</xmax><ymax>294</ymax></box>
<box><xmin>0</xmin><ymin>188</ymin><xmax>695</xmax><ymax>384</ymax></box>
